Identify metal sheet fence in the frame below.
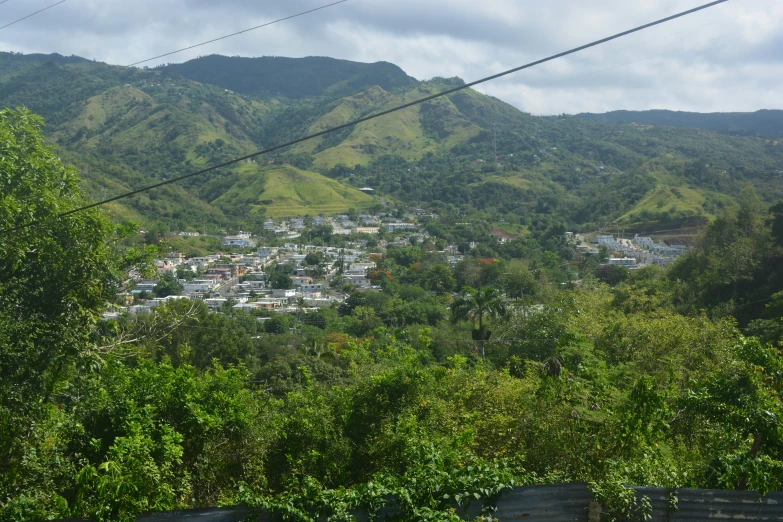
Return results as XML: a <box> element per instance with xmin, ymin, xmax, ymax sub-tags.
<box><xmin>62</xmin><ymin>484</ymin><xmax>783</xmax><ymax>521</ymax></box>
<box><xmin>633</xmin><ymin>486</ymin><xmax>783</xmax><ymax>521</ymax></box>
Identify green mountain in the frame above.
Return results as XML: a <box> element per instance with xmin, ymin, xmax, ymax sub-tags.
<box><xmin>0</xmin><ymin>51</ymin><xmax>781</xmax><ymax>235</ymax></box>
<box><xmin>578</xmin><ymin>109</ymin><xmax>783</xmax><ymax>138</ymax></box>
<box><xmin>160</xmin><ymin>55</ymin><xmax>417</xmax><ymax>100</ymax></box>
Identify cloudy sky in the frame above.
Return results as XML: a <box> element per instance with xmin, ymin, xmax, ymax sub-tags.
<box><xmin>1</xmin><ymin>0</ymin><xmax>781</xmax><ymax>114</ymax></box>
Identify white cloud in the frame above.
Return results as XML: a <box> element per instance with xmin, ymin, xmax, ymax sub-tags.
<box><xmin>0</xmin><ymin>0</ymin><xmax>779</xmax><ymax>114</ymax></box>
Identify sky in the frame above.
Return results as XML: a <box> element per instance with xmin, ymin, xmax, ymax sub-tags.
<box><xmin>1</xmin><ymin>0</ymin><xmax>781</xmax><ymax>115</ymax></box>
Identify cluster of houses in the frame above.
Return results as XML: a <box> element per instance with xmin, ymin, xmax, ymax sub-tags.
<box><xmin>222</xmin><ymin>231</ymin><xmax>256</xmax><ymax>248</ymax></box>
<box><xmin>173</xmin><ymin>214</ymin><xmax>421</xmax><ymax>249</ymax></box>
<box><xmin>259</xmin><ymin>214</ymin><xmax>418</xmax><ymax>238</ymax></box>
<box><xmin>587</xmin><ymin>234</ymin><xmax>688</xmax><ymax>268</ymax></box>
<box><xmin>106</xmin><ymin>209</ymin><xmax>481</xmax><ymax>322</ymax></box>
<box><xmin>119</xmin><ymin>242</ymin><xmax>386</xmax><ymax>317</ymax></box>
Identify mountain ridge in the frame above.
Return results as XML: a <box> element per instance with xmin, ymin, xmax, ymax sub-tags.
<box><xmin>0</xmin><ymin>51</ymin><xmax>780</xmax><ymax>234</ymax></box>
<box><xmin>159</xmin><ymin>55</ymin><xmax>418</xmax><ymax>100</ymax></box>
<box><xmin>578</xmin><ymin>109</ymin><xmax>783</xmax><ymax>138</ymax></box>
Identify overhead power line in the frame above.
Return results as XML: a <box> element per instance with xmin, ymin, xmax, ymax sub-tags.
<box><xmin>126</xmin><ymin>0</ymin><xmax>349</xmax><ymax>67</ymax></box>
<box><xmin>1</xmin><ymin>0</ymin><xmax>729</xmax><ymax>235</ymax></box>
<box><xmin>0</xmin><ymin>1</ymin><xmax>14</xmax><ymax>7</ymax></box>
<box><xmin>0</xmin><ymin>0</ymin><xmax>67</xmax><ymax>31</ymax></box>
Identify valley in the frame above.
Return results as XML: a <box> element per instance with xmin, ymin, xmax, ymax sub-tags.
<box><xmin>2</xmin><ymin>30</ymin><xmax>783</xmax><ymax>520</ymax></box>
<box><xmin>1</xmin><ymin>51</ymin><xmax>781</xmax><ymax>239</ymax></box>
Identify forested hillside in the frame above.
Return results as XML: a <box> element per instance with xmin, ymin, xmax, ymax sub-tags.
<box><xmin>160</xmin><ymin>55</ymin><xmax>418</xmax><ymax>99</ymax></box>
<box><xmin>579</xmin><ymin>109</ymin><xmax>783</xmax><ymax>139</ymax></box>
<box><xmin>0</xmin><ymin>51</ymin><xmax>781</xmax><ymax>236</ymax></box>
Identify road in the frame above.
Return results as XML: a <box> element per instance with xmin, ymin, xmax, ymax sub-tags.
<box><xmin>215</xmin><ymin>276</ymin><xmax>238</xmax><ymax>297</ymax></box>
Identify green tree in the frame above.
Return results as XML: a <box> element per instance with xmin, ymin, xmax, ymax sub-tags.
<box><xmin>176</xmin><ymin>266</ymin><xmax>196</xmax><ymax>281</ymax></box>
<box><xmin>270</xmin><ymin>264</ymin><xmax>293</xmax><ymax>290</ymax></box>
<box><xmin>385</xmin><ymin>246</ymin><xmax>422</xmax><ymax>268</ymax></box>
<box><xmin>270</xmin><ymin>272</ymin><xmax>293</xmax><ymax>289</ymax></box>
<box><xmin>304</xmin><ymin>252</ymin><xmax>323</xmax><ymax>266</ymax></box>
<box><xmin>296</xmin><ymin>296</ymin><xmax>307</xmax><ymax>320</ymax></box>
<box><xmin>422</xmin><ymin>264</ymin><xmax>456</xmax><ymax>295</ymax></box>
<box><xmin>770</xmin><ymin>200</ymin><xmax>783</xmax><ymax>247</ymax></box>
<box><xmin>450</xmin><ymin>286</ymin><xmax>507</xmax><ymax>351</ymax></box>
<box><xmin>154</xmin><ymin>272</ymin><xmax>183</xmax><ymax>298</ymax></box>
<box><xmin>596</xmin><ymin>264</ymin><xmax>629</xmax><ymax>286</ymax></box>
<box><xmin>736</xmin><ymin>185</ymin><xmax>764</xmax><ymax>237</ymax></box>
<box><xmin>502</xmin><ymin>261</ymin><xmax>538</xmax><ymax>299</ymax></box>
<box><xmin>0</xmin><ymin>109</ymin><xmax>117</xmax><ymax>508</ymax></box>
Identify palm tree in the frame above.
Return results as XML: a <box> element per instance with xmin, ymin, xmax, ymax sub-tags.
<box><xmin>450</xmin><ymin>286</ymin><xmax>507</xmax><ymax>356</ymax></box>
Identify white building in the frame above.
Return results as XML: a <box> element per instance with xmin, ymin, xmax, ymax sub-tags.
<box><xmin>346</xmin><ymin>275</ymin><xmax>372</xmax><ymax>288</ymax></box>
<box><xmin>272</xmin><ymin>289</ymin><xmax>297</xmax><ymax>299</ymax></box>
<box><xmin>303</xmin><ymin>297</ymin><xmax>342</xmax><ymax>307</ymax></box>
<box><xmin>346</xmin><ymin>263</ymin><xmax>375</xmax><ymax>274</ymax></box>
<box><xmin>186</xmin><ymin>257</ymin><xmax>213</xmax><ymax>270</ymax></box>
<box><xmin>235</xmin><ymin>280</ymin><xmax>265</xmax><ymax>291</ymax></box>
<box><xmin>292</xmin><ymin>276</ymin><xmax>313</xmax><ymax>287</ymax></box>
<box><xmin>182</xmin><ymin>280</ymin><xmax>218</xmax><ymax>293</ymax></box>
<box><xmin>223</xmin><ymin>235</ymin><xmax>256</xmax><ymax>248</ymax></box>
<box><xmin>384</xmin><ymin>223</ymin><xmax>417</xmax><ymax>232</ymax></box>
<box><xmin>257</xmin><ymin>247</ymin><xmax>278</xmax><ymax>259</ymax></box>
<box><xmin>353</xmin><ymin>226</ymin><xmax>379</xmax><ymax>234</ymax></box>
<box><xmin>607</xmin><ymin>257</ymin><xmax>637</xmax><ymax>267</ymax></box>
<box><xmin>252</xmin><ymin>298</ymin><xmax>289</xmax><ymax>310</ymax></box>
<box><xmin>633</xmin><ymin>236</ymin><xmax>655</xmax><ymax>249</ymax></box>
<box><xmin>131</xmin><ymin>280</ymin><xmax>158</xmax><ymax>294</ymax></box>
<box><xmin>204</xmin><ymin>298</ymin><xmax>228</xmax><ymax>311</ymax></box>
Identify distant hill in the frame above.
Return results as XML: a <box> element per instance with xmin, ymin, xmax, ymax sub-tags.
<box><xmin>0</xmin><ymin>52</ymin><xmax>90</xmax><ymax>77</ymax></box>
<box><xmin>160</xmin><ymin>55</ymin><xmax>418</xmax><ymax>100</ymax></box>
<box><xmin>578</xmin><ymin>109</ymin><xmax>783</xmax><ymax>138</ymax></box>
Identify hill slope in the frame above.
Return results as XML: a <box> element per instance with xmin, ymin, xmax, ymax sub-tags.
<box><xmin>208</xmin><ymin>164</ymin><xmax>375</xmax><ymax>218</ymax></box>
<box><xmin>291</xmin><ymin>81</ymin><xmax>483</xmax><ymax>169</ymax></box>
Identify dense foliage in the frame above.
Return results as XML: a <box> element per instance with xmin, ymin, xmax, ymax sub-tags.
<box><xmin>159</xmin><ymin>55</ymin><xmax>417</xmax><ymax>100</ymax></box>
<box><xmin>2</xmin><ymin>109</ymin><xmax>783</xmax><ymax>521</ymax></box>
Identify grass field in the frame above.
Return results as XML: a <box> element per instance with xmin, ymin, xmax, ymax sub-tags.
<box><xmin>212</xmin><ymin>164</ymin><xmax>374</xmax><ymax>218</ymax></box>
<box><xmin>617</xmin><ymin>185</ymin><xmax>719</xmax><ymax>225</ymax></box>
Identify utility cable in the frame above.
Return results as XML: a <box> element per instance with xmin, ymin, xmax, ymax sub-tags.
<box><xmin>0</xmin><ymin>0</ymin><xmax>729</xmax><ymax>234</ymax></box>
<box><xmin>541</xmin><ymin>0</ymin><xmax>779</xmax><ymax>79</ymax></box>
<box><xmin>0</xmin><ymin>0</ymin><xmax>67</xmax><ymax>31</ymax></box>
<box><xmin>126</xmin><ymin>0</ymin><xmax>349</xmax><ymax>67</ymax></box>
<box><xmin>539</xmin><ymin>5</ymin><xmax>779</xmax><ymax>95</ymax></box>
<box><xmin>0</xmin><ymin>0</ymin><xmax>14</xmax><ymax>6</ymax></box>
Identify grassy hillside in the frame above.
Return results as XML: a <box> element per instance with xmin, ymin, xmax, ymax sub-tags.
<box><xmin>210</xmin><ymin>164</ymin><xmax>374</xmax><ymax>218</ymax></box>
<box><xmin>617</xmin><ymin>185</ymin><xmax>709</xmax><ymax>223</ymax></box>
<box><xmin>295</xmin><ymin>83</ymin><xmax>482</xmax><ymax>170</ymax></box>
